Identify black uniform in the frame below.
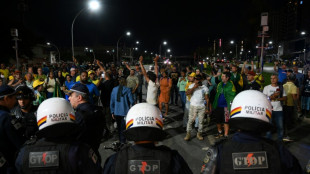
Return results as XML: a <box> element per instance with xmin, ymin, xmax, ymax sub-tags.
<box><xmin>201</xmin><ymin>132</ymin><xmax>302</xmax><ymax>174</ymax></box>
<box><xmin>0</xmin><ymin>105</ymin><xmax>26</xmax><ymax>174</ymax></box>
<box><xmin>15</xmin><ymin>124</ymin><xmax>102</xmax><ymax>174</ymax></box>
<box><xmin>11</xmin><ymin>105</ymin><xmax>38</xmax><ymax>140</ymax></box>
<box><xmin>103</xmin><ymin>143</ymin><xmax>193</xmax><ymax>174</ymax></box>
<box><xmin>75</xmin><ymin>102</ymin><xmax>105</xmax><ymax>151</ymax></box>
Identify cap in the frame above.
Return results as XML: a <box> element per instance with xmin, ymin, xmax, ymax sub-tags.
<box><xmin>188</xmin><ymin>72</ymin><xmax>196</xmax><ymax>77</ymax></box>
<box><xmin>88</xmin><ymin>70</ymin><xmax>95</xmax><ymax>75</ymax></box>
<box><xmin>0</xmin><ymin>85</ymin><xmax>16</xmax><ymax>98</ymax></box>
<box><xmin>14</xmin><ymin>70</ymin><xmax>21</xmax><ymax>74</ymax></box>
<box><xmin>33</xmin><ymin>80</ymin><xmax>44</xmax><ymax>89</ymax></box>
<box><xmin>69</xmin><ymin>83</ymin><xmax>89</xmax><ymax>95</ymax></box>
<box><xmin>70</xmin><ymin>67</ymin><xmax>76</xmax><ymax>71</ymax></box>
<box><xmin>247</xmin><ymin>71</ymin><xmax>256</xmax><ymax>76</ymax></box>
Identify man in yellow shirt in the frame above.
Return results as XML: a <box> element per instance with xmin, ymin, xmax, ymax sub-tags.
<box><xmin>88</xmin><ymin>70</ymin><xmax>100</xmax><ymax>87</ymax></box>
<box><xmin>283</xmin><ymin>73</ymin><xmax>298</xmax><ymax>142</ymax></box>
<box><xmin>0</xmin><ymin>63</ymin><xmax>9</xmax><ymax>79</ymax></box>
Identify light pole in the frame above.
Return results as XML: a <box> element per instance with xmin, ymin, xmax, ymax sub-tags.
<box><xmin>71</xmin><ymin>0</ymin><xmax>100</xmax><ymax>59</ymax></box>
<box><xmin>301</xmin><ymin>31</ymin><xmax>307</xmax><ymax>62</ymax></box>
<box><xmin>116</xmin><ymin>31</ymin><xmax>131</xmax><ymax>64</ymax></box>
<box><xmin>166</xmin><ymin>48</ymin><xmax>171</xmax><ymax>58</ymax></box>
<box><xmin>230</xmin><ymin>40</ymin><xmax>238</xmax><ymax>59</ymax></box>
<box><xmin>159</xmin><ymin>41</ymin><xmax>167</xmax><ymax>57</ymax></box>
<box><xmin>47</xmin><ymin>42</ymin><xmax>60</xmax><ymax>62</ymax></box>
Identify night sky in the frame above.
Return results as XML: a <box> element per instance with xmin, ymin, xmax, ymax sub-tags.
<box><xmin>1</xmin><ymin>0</ymin><xmax>292</xmax><ymax>57</ymax></box>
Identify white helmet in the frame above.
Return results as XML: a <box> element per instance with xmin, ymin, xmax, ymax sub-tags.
<box><xmin>124</xmin><ymin>103</ymin><xmax>166</xmax><ymax>141</ymax></box>
<box><xmin>229</xmin><ymin>90</ymin><xmax>273</xmax><ymax>132</ymax></box>
<box><xmin>37</xmin><ymin>98</ymin><xmax>76</xmax><ymax>131</ymax></box>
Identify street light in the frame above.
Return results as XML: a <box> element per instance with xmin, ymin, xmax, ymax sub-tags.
<box><xmin>136</xmin><ymin>41</ymin><xmax>139</xmax><ymax>44</ymax></box>
<box><xmin>301</xmin><ymin>31</ymin><xmax>307</xmax><ymax>62</ymax></box>
<box><xmin>159</xmin><ymin>41</ymin><xmax>167</xmax><ymax>57</ymax></box>
<box><xmin>84</xmin><ymin>47</ymin><xmax>96</xmax><ymax>60</ymax></box>
<box><xmin>71</xmin><ymin>0</ymin><xmax>100</xmax><ymax>59</ymax></box>
<box><xmin>116</xmin><ymin>31</ymin><xmax>131</xmax><ymax>64</ymax></box>
<box><xmin>230</xmin><ymin>40</ymin><xmax>238</xmax><ymax>59</ymax></box>
<box><xmin>46</xmin><ymin>42</ymin><xmax>61</xmax><ymax>62</ymax></box>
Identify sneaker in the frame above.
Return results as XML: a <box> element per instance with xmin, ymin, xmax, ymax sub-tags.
<box><xmin>283</xmin><ymin>136</ymin><xmax>294</xmax><ymax>142</ymax></box>
<box><xmin>214</xmin><ymin>132</ymin><xmax>223</xmax><ymax>138</ymax></box>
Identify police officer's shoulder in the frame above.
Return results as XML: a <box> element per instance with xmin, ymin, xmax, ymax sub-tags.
<box><xmin>10</xmin><ymin>114</ymin><xmax>23</xmax><ymax>131</ymax></box>
<box><xmin>24</xmin><ymin>136</ymin><xmax>38</xmax><ymax>145</ymax></box>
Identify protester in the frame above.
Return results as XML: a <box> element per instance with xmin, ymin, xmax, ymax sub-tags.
<box><xmin>158</xmin><ymin>71</ymin><xmax>172</xmax><ymax>117</ymax></box>
<box><xmin>212</xmin><ymin>72</ymin><xmax>236</xmax><ymax>138</ymax></box>
<box><xmin>110</xmin><ymin>77</ymin><xmax>134</xmax><ymax>144</ymax></box>
<box><xmin>263</xmin><ymin>74</ymin><xmax>287</xmax><ymax>141</ymax></box>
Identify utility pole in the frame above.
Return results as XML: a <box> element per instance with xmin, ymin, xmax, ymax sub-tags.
<box><xmin>11</xmin><ymin>28</ymin><xmax>19</xmax><ymax>69</ymax></box>
<box><xmin>257</xmin><ymin>12</ymin><xmax>269</xmax><ymax>73</ymax></box>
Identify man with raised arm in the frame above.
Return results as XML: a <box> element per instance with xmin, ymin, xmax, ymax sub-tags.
<box><xmin>139</xmin><ymin>55</ymin><xmax>160</xmax><ymax>105</ymax></box>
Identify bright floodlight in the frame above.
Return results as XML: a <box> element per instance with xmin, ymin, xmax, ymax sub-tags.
<box><xmin>126</xmin><ymin>32</ymin><xmax>131</xmax><ymax>36</ymax></box>
<box><xmin>269</xmin><ymin>41</ymin><xmax>273</xmax><ymax>44</ymax></box>
<box><xmin>167</xmin><ymin>49</ymin><xmax>171</xmax><ymax>53</ymax></box>
<box><xmin>46</xmin><ymin>42</ymin><xmax>51</xmax><ymax>45</ymax></box>
<box><xmin>88</xmin><ymin>0</ymin><xmax>100</xmax><ymax>11</ymax></box>
<box><xmin>163</xmin><ymin>41</ymin><xmax>167</xmax><ymax>45</ymax></box>
<box><xmin>230</xmin><ymin>40</ymin><xmax>234</xmax><ymax>44</ymax></box>
<box><xmin>301</xmin><ymin>31</ymin><xmax>306</xmax><ymax>35</ymax></box>
<box><xmin>136</xmin><ymin>41</ymin><xmax>139</xmax><ymax>44</ymax></box>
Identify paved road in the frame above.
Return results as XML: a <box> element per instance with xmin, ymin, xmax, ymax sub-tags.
<box><xmin>99</xmin><ymin>82</ymin><xmax>310</xmax><ymax>173</ymax></box>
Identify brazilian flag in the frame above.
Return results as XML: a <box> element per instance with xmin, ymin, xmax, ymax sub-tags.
<box><xmin>53</xmin><ymin>82</ymin><xmax>63</xmax><ymax>98</ymax></box>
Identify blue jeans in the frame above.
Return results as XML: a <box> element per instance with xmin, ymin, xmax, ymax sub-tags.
<box><xmin>266</xmin><ymin>111</ymin><xmax>283</xmax><ymax>141</ymax></box>
<box><xmin>179</xmin><ymin>91</ymin><xmax>186</xmax><ymax>110</ymax></box>
<box><xmin>115</xmin><ymin>115</ymin><xmax>126</xmax><ymax>144</ymax></box>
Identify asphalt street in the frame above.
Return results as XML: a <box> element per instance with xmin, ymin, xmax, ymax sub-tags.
<box><xmin>98</xmin><ymin>74</ymin><xmax>310</xmax><ymax>174</ymax></box>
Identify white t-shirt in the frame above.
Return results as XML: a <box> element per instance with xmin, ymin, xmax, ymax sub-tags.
<box><xmin>263</xmin><ymin>85</ymin><xmax>287</xmax><ymax>111</ymax></box>
<box><xmin>147</xmin><ymin>80</ymin><xmax>159</xmax><ymax>105</ymax></box>
<box><xmin>190</xmin><ymin>84</ymin><xmax>209</xmax><ymax>107</ymax></box>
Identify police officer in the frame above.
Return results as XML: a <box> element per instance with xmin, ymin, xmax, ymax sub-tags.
<box><xmin>103</xmin><ymin>103</ymin><xmax>193</xmax><ymax>174</ymax></box>
<box><xmin>11</xmin><ymin>85</ymin><xmax>38</xmax><ymax>140</ymax></box>
<box><xmin>201</xmin><ymin>90</ymin><xmax>302</xmax><ymax>174</ymax></box>
<box><xmin>15</xmin><ymin>98</ymin><xmax>102</xmax><ymax>173</ymax></box>
<box><xmin>68</xmin><ymin>83</ymin><xmax>106</xmax><ymax>156</ymax></box>
<box><xmin>0</xmin><ymin>85</ymin><xmax>25</xmax><ymax>174</ymax></box>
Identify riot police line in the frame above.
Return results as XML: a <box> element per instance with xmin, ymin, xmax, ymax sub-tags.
<box><xmin>0</xmin><ymin>83</ymin><xmax>307</xmax><ymax>173</ymax></box>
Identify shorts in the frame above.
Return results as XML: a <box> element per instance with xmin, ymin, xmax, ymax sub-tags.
<box><xmin>213</xmin><ymin>107</ymin><xmax>229</xmax><ymax>124</ymax></box>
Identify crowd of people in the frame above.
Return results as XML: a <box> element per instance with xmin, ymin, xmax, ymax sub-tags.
<box><xmin>0</xmin><ymin>56</ymin><xmax>307</xmax><ymax>173</ymax></box>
